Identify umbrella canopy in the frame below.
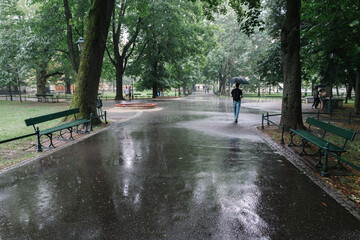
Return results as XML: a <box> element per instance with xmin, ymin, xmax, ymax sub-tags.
<box><xmin>227</xmin><ymin>77</ymin><xmax>249</xmax><ymax>85</ymax></box>
<box><xmin>315</xmin><ymin>84</ymin><xmax>326</xmax><ymax>88</ymax></box>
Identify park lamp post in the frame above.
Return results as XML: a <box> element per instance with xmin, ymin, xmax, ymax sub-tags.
<box><xmin>76</xmin><ymin>37</ymin><xmax>84</xmax><ymax>52</ymax></box>
<box><xmin>329</xmin><ymin>52</ymin><xmax>334</xmax><ymax>114</ymax></box>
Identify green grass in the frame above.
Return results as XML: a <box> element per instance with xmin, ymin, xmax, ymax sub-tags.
<box><xmin>0</xmin><ymin>100</ymin><xmax>70</xmax><ymax>153</ymax></box>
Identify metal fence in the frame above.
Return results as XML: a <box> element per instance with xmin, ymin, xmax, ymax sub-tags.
<box><xmin>261</xmin><ymin>110</ymin><xmax>329</xmax><ymax>144</ymax></box>
<box><xmin>0</xmin><ymin>128</ymin><xmax>42</xmax><ymax>152</ymax></box>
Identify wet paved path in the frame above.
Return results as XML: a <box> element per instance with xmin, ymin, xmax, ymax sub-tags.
<box><xmin>1</xmin><ymin>93</ymin><xmax>360</xmax><ymax>239</ymax></box>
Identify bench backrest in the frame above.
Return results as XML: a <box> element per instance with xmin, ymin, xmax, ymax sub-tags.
<box><xmin>36</xmin><ymin>94</ymin><xmax>53</xmax><ymax>97</ymax></box>
<box><xmin>306</xmin><ymin>117</ymin><xmax>356</xmax><ymax>141</ymax></box>
<box><xmin>25</xmin><ymin>108</ymin><xmax>79</xmax><ymax>126</ymax></box>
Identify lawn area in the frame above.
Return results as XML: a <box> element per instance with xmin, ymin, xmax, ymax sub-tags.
<box><xmin>0</xmin><ymin>100</ymin><xmax>71</xmax><ymax>166</ymax></box>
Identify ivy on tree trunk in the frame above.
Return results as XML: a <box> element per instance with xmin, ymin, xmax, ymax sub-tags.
<box><xmin>280</xmin><ymin>0</ymin><xmax>304</xmax><ymax>131</ymax></box>
<box><xmin>70</xmin><ymin>0</ymin><xmax>115</xmax><ymax>122</ymax></box>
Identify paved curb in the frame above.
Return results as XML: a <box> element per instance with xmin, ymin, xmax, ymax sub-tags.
<box><xmin>253</xmin><ymin>126</ymin><xmax>360</xmax><ymax>221</ymax></box>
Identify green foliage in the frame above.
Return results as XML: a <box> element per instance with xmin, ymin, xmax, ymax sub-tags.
<box><xmin>301</xmin><ymin>0</ymin><xmax>360</xmax><ymax>88</ymax></box>
<box><xmin>203</xmin><ymin>9</ymin><xmax>269</xmax><ymax>92</ymax></box>
<box><xmin>128</xmin><ymin>0</ymin><xmax>215</xmax><ymax>92</ymax></box>
<box><xmin>0</xmin><ymin>0</ymin><xmax>35</xmax><ymax>91</ymax></box>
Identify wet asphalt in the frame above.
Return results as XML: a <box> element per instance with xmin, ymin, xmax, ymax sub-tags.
<box><xmin>1</xmin><ymin>93</ymin><xmax>360</xmax><ymax>240</ymax></box>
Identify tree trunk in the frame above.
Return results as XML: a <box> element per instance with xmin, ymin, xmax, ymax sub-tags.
<box><xmin>355</xmin><ymin>64</ymin><xmax>360</xmax><ymax>112</ymax></box>
<box><xmin>65</xmin><ymin>77</ymin><xmax>72</xmax><ymax>94</ymax></box>
<box><xmin>153</xmin><ymin>81</ymin><xmax>158</xmax><ymax>98</ymax></box>
<box><xmin>70</xmin><ymin>0</ymin><xmax>115</xmax><ymax>121</ymax></box>
<box><xmin>8</xmin><ymin>84</ymin><xmax>13</xmax><ymax>101</ymax></box>
<box><xmin>36</xmin><ymin>62</ymin><xmax>47</xmax><ymax>95</ymax></box>
<box><xmin>17</xmin><ymin>74</ymin><xmax>22</xmax><ymax>103</ymax></box>
<box><xmin>115</xmin><ymin>66</ymin><xmax>125</xmax><ymax>100</ymax></box>
<box><xmin>182</xmin><ymin>80</ymin><xmax>186</xmax><ymax>95</ymax></box>
<box><xmin>280</xmin><ymin>0</ymin><xmax>304</xmax><ymax>131</ymax></box>
<box><xmin>63</xmin><ymin>0</ymin><xmax>79</xmax><ymax>73</ymax></box>
<box><xmin>346</xmin><ymin>83</ymin><xmax>353</xmax><ymax>101</ymax></box>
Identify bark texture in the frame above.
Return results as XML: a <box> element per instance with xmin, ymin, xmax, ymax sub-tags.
<box><xmin>70</xmin><ymin>0</ymin><xmax>115</xmax><ymax>121</ymax></box>
<box><xmin>36</xmin><ymin>63</ymin><xmax>47</xmax><ymax>95</ymax></box>
<box><xmin>280</xmin><ymin>0</ymin><xmax>304</xmax><ymax>131</ymax></box>
<box><xmin>63</xmin><ymin>0</ymin><xmax>79</xmax><ymax>73</ymax></box>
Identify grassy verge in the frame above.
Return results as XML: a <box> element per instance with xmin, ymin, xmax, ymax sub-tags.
<box><xmin>260</xmin><ymin>111</ymin><xmax>360</xmax><ymax>207</ymax></box>
<box><xmin>0</xmin><ymin>100</ymin><xmax>71</xmax><ymax>168</ymax></box>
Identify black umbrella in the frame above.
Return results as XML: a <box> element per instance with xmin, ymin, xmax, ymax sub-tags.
<box><xmin>227</xmin><ymin>77</ymin><xmax>249</xmax><ymax>85</ymax></box>
<box><xmin>315</xmin><ymin>84</ymin><xmax>326</xmax><ymax>88</ymax></box>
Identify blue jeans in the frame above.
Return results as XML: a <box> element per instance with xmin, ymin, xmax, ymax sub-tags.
<box><xmin>233</xmin><ymin>100</ymin><xmax>241</xmax><ymax>120</ymax></box>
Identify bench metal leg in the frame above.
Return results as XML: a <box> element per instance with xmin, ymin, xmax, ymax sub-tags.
<box><xmin>321</xmin><ymin>144</ymin><xmax>330</xmax><ymax>177</ymax></box>
<box><xmin>328</xmin><ymin>152</ymin><xmax>346</xmax><ymax>170</ymax></box>
<box><xmin>298</xmin><ymin>139</ymin><xmax>318</xmax><ymax>157</ymax></box>
<box><xmin>76</xmin><ymin>124</ymin><xmax>90</xmax><ymax>134</ymax></box>
<box><xmin>36</xmin><ymin>128</ymin><xmax>42</xmax><ymax>152</ymax></box>
<box><xmin>314</xmin><ymin>149</ymin><xmax>323</xmax><ymax>168</ymax></box>
<box><xmin>288</xmin><ymin>132</ymin><xmax>296</xmax><ymax>146</ymax></box>
<box><xmin>321</xmin><ymin>152</ymin><xmax>329</xmax><ymax>177</ymax></box>
<box><xmin>288</xmin><ymin>132</ymin><xmax>303</xmax><ymax>147</ymax></box>
<box><xmin>33</xmin><ymin>133</ymin><xmax>54</xmax><ymax>150</ymax></box>
<box><xmin>44</xmin><ymin>133</ymin><xmax>56</xmax><ymax>149</ymax></box>
<box><xmin>58</xmin><ymin>128</ymin><xmax>75</xmax><ymax>141</ymax></box>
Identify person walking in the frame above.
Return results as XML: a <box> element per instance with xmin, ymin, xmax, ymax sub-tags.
<box><xmin>129</xmin><ymin>86</ymin><xmax>132</xmax><ymax>100</ymax></box>
<box><xmin>124</xmin><ymin>86</ymin><xmax>129</xmax><ymax>100</ymax></box>
<box><xmin>319</xmin><ymin>89</ymin><xmax>326</xmax><ymax>110</ymax></box>
<box><xmin>312</xmin><ymin>87</ymin><xmax>320</xmax><ymax>109</ymax></box>
<box><xmin>231</xmin><ymin>83</ymin><xmax>243</xmax><ymax>124</ymax></box>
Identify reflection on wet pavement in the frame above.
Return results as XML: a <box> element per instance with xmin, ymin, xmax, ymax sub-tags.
<box><xmin>0</xmin><ymin>93</ymin><xmax>359</xmax><ymax>239</ymax></box>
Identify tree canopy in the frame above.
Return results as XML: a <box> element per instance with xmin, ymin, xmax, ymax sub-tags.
<box><xmin>1</xmin><ymin>0</ymin><xmax>360</xmax><ymax>124</ymax></box>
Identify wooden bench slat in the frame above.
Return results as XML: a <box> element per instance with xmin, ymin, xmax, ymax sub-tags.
<box><xmin>306</xmin><ymin>117</ymin><xmax>356</xmax><ymax>140</ymax></box>
<box><xmin>289</xmin><ymin>117</ymin><xmax>357</xmax><ymax>176</ymax></box>
<box><xmin>290</xmin><ymin>129</ymin><xmax>345</xmax><ymax>153</ymax></box>
<box><xmin>40</xmin><ymin>119</ymin><xmax>90</xmax><ymax>136</ymax></box>
<box><xmin>25</xmin><ymin>108</ymin><xmax>80</xmax><ymax>126</ymax></box>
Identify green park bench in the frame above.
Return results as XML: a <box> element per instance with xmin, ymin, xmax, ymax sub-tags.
<box><xmin>133</xmin><ymin>93</ymin><xmax>142</xmax><ymax>99</ymax></box>
<box><xmin>24</xmin><ymin>108</ymin><xmax>92</xmax><ymax>149</ymax></box>
<box><xmin>288</xmin><ymin>117</ymin><xmax>357</xmax><ymax>176</ymax></box>
<box><xmin>36</xmin><ymin>94</ymin><xmax>59</xmax><ymax>103</ymax></box>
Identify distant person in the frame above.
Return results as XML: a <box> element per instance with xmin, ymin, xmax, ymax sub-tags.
<box><xmin>231</xmin><ymin>83</ymin><xmax>243</xmax><ymax>124</ymax></box>
<box><xmin>319</xmin><ymin>89</ymin><xmax>326</xmax><ymax>110</ymax></box>
<box><xmin>129</xmin><ymin>86</ymin><xmax>132</xmax><ymax>100</ymax></box>
<box><xmin>312</xmin><ymin>87</ymin><xmax>320</xmax><ymax>109</ymax></box>
<box><xmin>124</xmin><ymin>86</ymin><xmax>129</xmax><ymax>99</ymax></box>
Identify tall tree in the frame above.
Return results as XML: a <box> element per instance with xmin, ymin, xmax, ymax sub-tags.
<box><xmin>106</xmin><ymin>0</ymin><xmax>148</xmax><ymax>100</ymax></box>
<box><xmin>280</xmin><ymin>0</ymin><xmax>303</xmax><ymax>130</ymax></box>
<box><xmin>70</xmin><ymin>0</ymin><xmax>115</xmax><ymax>120</ymax></box>
<box><xmin>62</xmin><ymin>0</ymin><xmax>90</xmax><ymax>74</ymax></box>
